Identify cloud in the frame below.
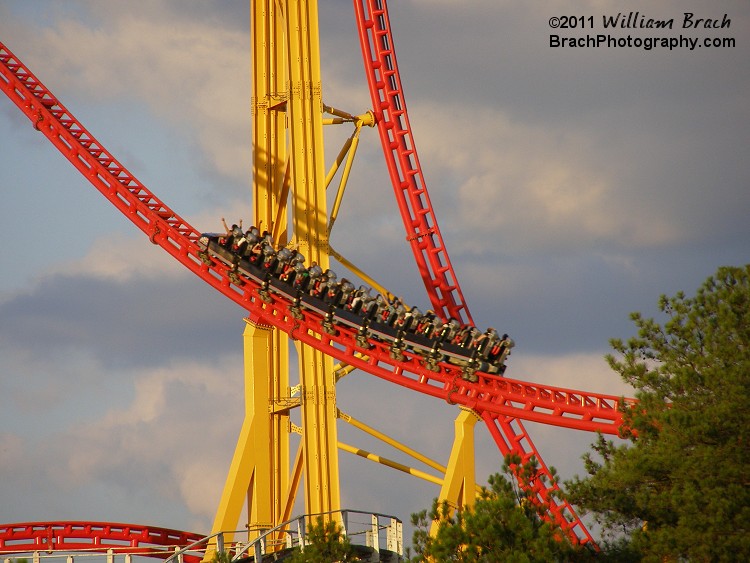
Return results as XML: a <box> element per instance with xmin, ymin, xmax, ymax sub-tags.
<box><xmin>49</xmin><ymin>233</ymin><xmax>185</xmax><ymax>281</ymax></box>
<box><xmin>407</xmin><ymin>102</ymin><xmax>690</xmax><ymax>257</ymax></box>
<box><xmin>510</xmin><ymin>351</ymin><xmax>634</xmax><ymax>397</ymax></box>
<box><xmin>176</xmin><ymin>461</ymin><xmax>229</xmax><ymax>521</ymax></box>
<box><xmin>0</xmin><ymin>356</ymin><xmax>244</xmax><ymax>531</ymax></box>
<box><xmin>6</xmin><ymin>5</ymin><xmax>251</xmax><ymax>186</ymax></box>
<box><xmin>0</xmin><ymin>242</ymin><xmax>246</xmax><ymax>371</ymax></box>
<box><xmin>0</xmin><ymin>432</ymin><xmax>25</xmax><ymax>472</ymax></box>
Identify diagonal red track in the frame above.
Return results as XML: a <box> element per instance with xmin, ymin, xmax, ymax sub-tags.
<box><xmin>352</xmin><ymin>0</ymin><xmax>472</xmax><ymax>327</ymax></box>
<box><xmin>352</xmin><ymin>0</ymin><xmax>607</xmax><ymax>545</ymax></box>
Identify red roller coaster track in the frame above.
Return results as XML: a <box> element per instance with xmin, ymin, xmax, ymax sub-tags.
<box><xmin>0</xmin><ymin>522</ymin><xmax>205</xmax><ymax>562</ymax></box>
<box><xmin>0</xmin><ymin>0</ymin><xmax>634</xmax><ymax>552</ymax></box>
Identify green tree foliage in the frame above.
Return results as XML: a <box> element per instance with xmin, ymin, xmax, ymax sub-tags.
<box><xmin>406</xmin><ymin>455</ymin><xmax>592</xmax><ymax>562</ymax></box>
<box><xmin>566</xmin><ymin>265</ymin><xmax>750</xmax><ymax>561</ymax></box>
<box><xmin>210</xmin><ymin>551</ymin><xmax>232</xmax><ymax>563</ymax></box>
<box><xmin>287</xmin><ymin>516</ymin><xmax>361</xmax><ymax>562</ymax></box>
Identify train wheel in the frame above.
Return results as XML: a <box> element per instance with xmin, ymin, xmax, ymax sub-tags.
<box><xmin>461</xmin><ymin>367</ymin><xmax>478</xmax><ymax>382</ymax></box>
<box><xmin>356</xmin><ymin>331</ymin><xmax>372</xmax><ymax>349</ymax></box>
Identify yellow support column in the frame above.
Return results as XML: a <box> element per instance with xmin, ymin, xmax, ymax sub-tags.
<box><xmin>211</xmin><ymin>0</ymin><xmax>340</xmax><ymax>545</ymax></box>
<box><xmin>285</xmin><ymin>0</ymin><xmax>342</xmax><ymax>517</ymax></box>
<box><xmin>244</xmin><ymin>320</ymin><xmax>288</xmax><ymax>537</ymax></box>
<box><xmin>248</xmin><ymin>0</ymin><xmax>293</xmax><ymax>539</ymax></box>
<box><xmin>208</xmin><ymin>321</ymin><xmax>274</xmax><ymax>550</ymax></box>
<box><xmin>252</xmin><ymin>0</ymin><xmax>288</xmax><ymax>229</ymax></box>
<box><xmin>430</xmin><ymin>408</ymin><xmax>480</xmax><ymax>536</ymax></box>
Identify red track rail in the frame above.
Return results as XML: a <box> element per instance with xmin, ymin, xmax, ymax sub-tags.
<box><xmin>0</xmin><ymin>522</ymin><xmax>205</xmax><ymax>561</ymax></box>
<box><xmin>353</xmin><ymin>0</ymin><xmax>472</xmax><ymax>327</ymax></box>
<box><xmin>0</xmin><ymin>30</ymin><xmax>630</xmax><ymax>546</ymax></box>
<box><xmin>352</xmin><ymin>1</ymin><xmax>601</xmax><ymax>545</ymax></box>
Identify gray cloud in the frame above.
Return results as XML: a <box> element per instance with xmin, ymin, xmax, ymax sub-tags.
<box><xmin>0</xmin><ymin>271</ymin><xmax>245</xmax><ymax>370</ymax></box>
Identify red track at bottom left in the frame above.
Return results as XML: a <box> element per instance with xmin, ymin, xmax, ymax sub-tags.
<box><xmin>0</xmin><ymin>522</ymin><xmax>206</xmax><ymax>562</ymax></box>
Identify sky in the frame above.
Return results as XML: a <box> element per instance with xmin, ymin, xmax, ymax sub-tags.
<box><xmin>1</xmin><ymin>0</ymin><xmax>748</xmax><ymax>546</ymax></box>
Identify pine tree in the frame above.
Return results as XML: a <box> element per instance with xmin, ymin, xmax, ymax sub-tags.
<box><xmin>406</xmin><ymin>455</ymin><xmax>592</xmax><ymax>562</ymax></box>
<box><xmin>566</xmin><ymin>265</ymin><xmax>750</xmax><ymax>561</ymax></box>
<box><xmin>287</xmin><ymin>517</ymin><xmax>361</xmax><ymax>562</ymax></box>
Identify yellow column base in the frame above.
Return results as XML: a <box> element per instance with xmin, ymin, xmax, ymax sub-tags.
<box><xmin>430</xmin><ymin>408</ymin><xmax>480</xmax><ymax>537</ymax></box>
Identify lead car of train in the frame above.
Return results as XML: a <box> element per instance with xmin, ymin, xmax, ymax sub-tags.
<box><xmin>197</xmin><ymin>227</ymin><xmax>513</xmax><ymax>382</ymax></box>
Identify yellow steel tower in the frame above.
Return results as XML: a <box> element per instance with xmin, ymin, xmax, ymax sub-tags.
<box><xmin>210</xmin><ymin>0</ymin><xmax>340</xmax><ymax>546</ymax></box>
<box><xmin>208</xmin><ymin>1</ymin><xmax>485</xmax><ymax>554</ymax></box>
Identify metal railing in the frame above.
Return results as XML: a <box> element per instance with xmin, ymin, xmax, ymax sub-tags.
<box><xmin>1</xmin><ymin>511</ymin><xmax>401</xmax><ymax>563</ymax></box>
<box><xmin>168</xmin><ymin>509</ymin><xmax>402</xmax><ymax>562</ymax></box>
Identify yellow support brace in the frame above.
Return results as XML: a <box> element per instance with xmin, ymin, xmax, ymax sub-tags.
<box><xmin>285</xmin><ymin>0</ymin><xmax>341</xmax><ymax>520</ymax></box>
<box><xmin>430</xmin><ymin>408</ymin><xmax>481</xmax><ymax>537</ymax></box>
<box><xmin>207</xmin><ymin>320</ymin><xmax>275</xmax><ymax>554</ymax></box>
<box><xmin>211</xmin><ymin>0</ymin><xmax>341</xmax><ymax>547</ymax></box>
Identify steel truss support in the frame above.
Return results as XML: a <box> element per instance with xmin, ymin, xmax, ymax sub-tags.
<box><xmin>429</xmin><ymin>408</ymin><xmax>480</xmax><ymax>537</ymax></box>
<box><xmin>284</xmin><ymin>0</ymin><xmax>342</xmax><ymax>521</ymax></box>
<box><xmin>441</xmin><ymin>409</ymin><xmax>480</xmax><ymax>508</ymax></box>
<box><xmin>210</xmin><ymin>0</ymin><xmax>341</xmax><ymax>547</ymax></box>
<box><xmin>209</xmin><ymin>320</ymin><xmax>285</xmax><ymax>552</ymax></box>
